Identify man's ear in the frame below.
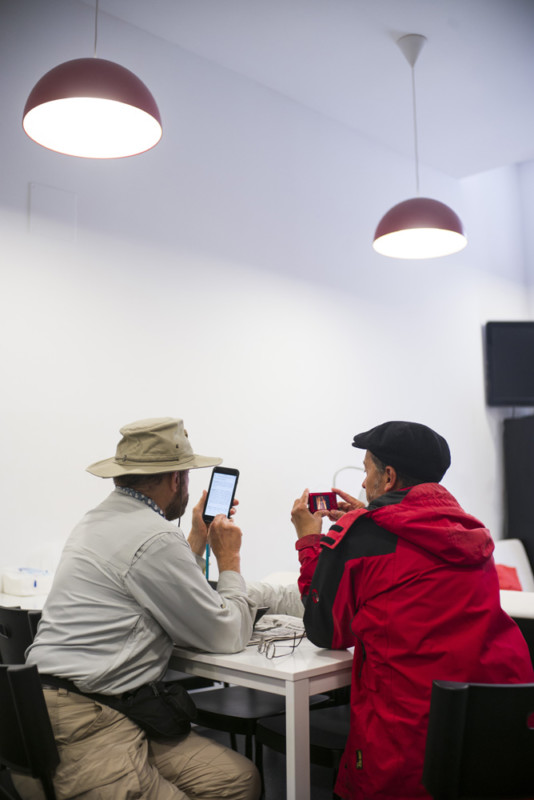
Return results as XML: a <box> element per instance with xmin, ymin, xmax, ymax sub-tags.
<box><xmin>384</xmin><ymin>465</ymin><xmax>398</xmax><ymax>491</ymax></box>
<box><xmin>168</xmin><ymin>471</ymin><xmax>180</xmax><ymax>491</ymax></box>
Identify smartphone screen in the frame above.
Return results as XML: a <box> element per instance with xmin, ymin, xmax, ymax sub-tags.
<box><xmin>203</xmin><ymin>467</ymin><xmax>239</xmax><ymax>521</ymax></box>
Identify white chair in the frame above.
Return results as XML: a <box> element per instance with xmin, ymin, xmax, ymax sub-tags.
<box><xmin>493</xmin><ymin>538</ymin><xmax>534</xmax><ymax>591</ymax></box>
<box><xmin>494</xmin><ymin>539</ymin><xmax>534</xmax><ymax>666</ymax></box>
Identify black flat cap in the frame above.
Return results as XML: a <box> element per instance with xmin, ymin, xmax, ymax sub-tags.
<box><xmin>352</xmin><ymin>421</ymin><xmax>451</xmax><ymax>483</ymax></box>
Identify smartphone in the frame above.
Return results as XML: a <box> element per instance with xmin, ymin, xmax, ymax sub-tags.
<box><xmin>308</xmin><ymin>492</ymin><xmax>338</xmax><ymax>514</ymax></box>
<box><xmin>254</xmin><ymin>606</ymin><xmax>270</xmax><ymax>627</ymax></box>
<box><xmin>202</xmin><ymin>466</ymin><xmax>240</xmax><ymax>522</ymax></box>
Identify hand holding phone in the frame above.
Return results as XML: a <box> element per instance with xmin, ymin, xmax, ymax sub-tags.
<box><xmin>208</xmin><ymin>515</ymin><xmax>243</xmax><ymax>574</ymax></box>
<box><xmin>308</xmin><ymin>492</ymin><xmax>338</xmax><ymax>514</ymax></box>
<box><xmin>202</xmin><ymin>466</ymin><xmax>239</xmax><ymax>523</ymax></box>
<box><xmin>308</xmin><ymin>488</ymin><xmax>365</xmax><ymax>524</ymax></box>
<box><xmin>332</xmin><ymin>487</ymin><xmax>366</xmax><ymax>513</ymax></box>
<box><xmin>291</xmin><ymin>489</ymin><xmax>323</xmax><ymax>540</ymax></box>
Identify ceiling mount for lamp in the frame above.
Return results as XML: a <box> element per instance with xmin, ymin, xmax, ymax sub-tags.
<box><xmin>22</xmin><ymin>0</ymin><xmax>162</xmax><ymax>158</ymax></box>
<box><xmin>373</xmin><ymin>34</ymin><xmax>467</xmax><ymax>259</ymax></box>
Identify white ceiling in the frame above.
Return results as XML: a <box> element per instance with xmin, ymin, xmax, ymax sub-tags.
<box><xmin>93</xmin><ymin>0</ymin><xmax>534</xmax><ymax>180</ymax></box>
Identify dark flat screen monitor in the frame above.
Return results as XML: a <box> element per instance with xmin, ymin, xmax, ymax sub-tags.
<box><xmin>485</xmin><ymin>321</ymin><xmax>534</xmax><ymax>406</ymax></box>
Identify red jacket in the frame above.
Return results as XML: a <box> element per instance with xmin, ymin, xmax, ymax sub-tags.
<box><xmin>296</xmin><ymin>484</ymin><xmax>534</xmax><ymax>800</ymax></box>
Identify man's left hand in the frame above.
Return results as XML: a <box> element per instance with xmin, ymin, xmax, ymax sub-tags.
<box><xmin>188</xmin><ymin>491</ymin><xmax>209</xmax><ymax>556</ymax></box>
<box><xmin>188</xmin><ymin>492</ymin><xmax>240</xmax><ymax>556</ymax></box>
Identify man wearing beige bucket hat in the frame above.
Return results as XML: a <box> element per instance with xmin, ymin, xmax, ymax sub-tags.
<box><xmin>21</xmin><ymin>417</ymin><xmax>261</xmax><ymax>800</ymax></box>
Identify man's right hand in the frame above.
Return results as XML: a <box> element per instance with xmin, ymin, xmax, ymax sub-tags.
<box><xmin>316</xmin><ymin>487</ymin><xmax>366</xmax><ymax>521</ymax></box>
<box><xmin>209</xmin><ymin>515</ymin><xmax>242</xmax><ymax>573</ymax></box>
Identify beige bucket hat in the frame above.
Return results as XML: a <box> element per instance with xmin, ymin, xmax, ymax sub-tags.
<box><xmin>86</xmin><ymin>417</ymin><xmax>222</xmax><ymax>478</ymax></box>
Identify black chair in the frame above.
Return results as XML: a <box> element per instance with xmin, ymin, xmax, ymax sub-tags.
<box><xmin>27</xmin><ymin>611</ymin><xmax>42</xmax><ymax>642</ymax></box>
<box><xmin>514</xmin><ymin>617</ymin><xmax>534</xmax><ymax>667</ymax></box>
<box><xmin>423</xmin><ymin>680</ymin><xmax>534</xmax><ymax>799</ymax></box>
<box><xmin>0</xmin><ymin>664</ymin><xmax>59</xmax><ymax>800</ymax></box>
<box><xmin>194</xmin><ymin>686</ymin><xmax>331</xmax><ymax>760</ymax></box>
<box><xmin>164</xmin><ymin>667</ymin><xmax>216</xmax><ymax>692</ymax></box>
<box><xmin>0</xmin><ymin>769</ymin><xmax>21</xmax><ymax>800</ymax></box>
<box><xmin>191</xmin><ymin>592</ymin><xmax>329</xmax><ymax>758</ymax></box>
<box><xmin>254</xmin><ymin>702</ymin><xmax>351</xmax><ymax>792</ymax></box>
<box><xmin>0</xmin><ymin>607</ymin><xmax>41</xmax><ymax>664</ymax></box>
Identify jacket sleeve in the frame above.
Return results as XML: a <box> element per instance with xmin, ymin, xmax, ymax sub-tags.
<box><xmin>295</xmin><ymin>528</ymin><xmax>358</xmax><ymax>650</ymax></box>
<box><xmin>304</xmin><ymin>548</ymin><xmax>359</xmax><ymax>649</ymax></box>
<box><xmin>295</xmin><ymin>534</ymin><xmax>323</xmax><ymax>600</ymax></box>
<box><xmin>297</xmin><ymin>510</ymin><xmax>379</xmax><ymax>650</ymax></box>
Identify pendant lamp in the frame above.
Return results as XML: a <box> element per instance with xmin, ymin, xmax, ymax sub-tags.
<box><xmin>22</xmin><ymin>1</ymin><xmax>162</xmax><ymax>158</ymax></box>
<box><xmin>373</xmin><ymin>34</ymin><xmax>466</xmax><ymax>259</ymax></box>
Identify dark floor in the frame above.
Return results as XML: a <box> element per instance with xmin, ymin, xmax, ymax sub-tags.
<box><xmin>195</xmin><ymin>725</ymin><xmax>336</xmax><ymax>800</ymax></box>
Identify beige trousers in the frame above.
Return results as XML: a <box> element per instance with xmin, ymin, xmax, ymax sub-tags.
<box><xmin>12</xmin><ymin>687</ymin><xmax>261</xmax><ymax>800</ymax></box>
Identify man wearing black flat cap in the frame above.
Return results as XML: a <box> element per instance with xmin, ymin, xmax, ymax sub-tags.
<box><xmin>291</xmin><ymin>421</ymin><xmax>534</xmax><ymax>800</ymax></box>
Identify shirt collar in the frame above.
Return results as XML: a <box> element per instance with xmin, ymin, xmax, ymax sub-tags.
<box><xmin>115</xmin><ymin>486</ymin><xmax>166</xmax><ymax>518</ymax></box>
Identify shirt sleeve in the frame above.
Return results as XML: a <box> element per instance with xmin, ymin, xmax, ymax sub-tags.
<box><xmin>246</xmin><ymin>579</ymin><xmax>304</xmax><ymax>618</ymax></box>
<box><xmin>125</xmin><ymin>530</ymin><xmax>255</xmax><ymax>654</ymax></box>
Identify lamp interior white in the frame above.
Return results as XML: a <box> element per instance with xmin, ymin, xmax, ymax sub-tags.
<box><xmin>373</xmin><ymin>228</ymin><xmax>467</xmax><ymax>259</ymax></box>
<box><xmin>23</xmin><ymin>98</ymin><xmax>162</xmax><ymax>159</ymax></box>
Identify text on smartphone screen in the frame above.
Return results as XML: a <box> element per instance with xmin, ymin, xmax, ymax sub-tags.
<box><xmin>205</xmin><ymin>473</ymin><xmax>237</xmax><ymax>517</ymax></box>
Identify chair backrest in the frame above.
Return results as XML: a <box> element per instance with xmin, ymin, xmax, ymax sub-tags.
<box><xmin>0</xmin><ymin>608</ymin><xmax>41</xmax><ymax>664</ymax></box>
<box><xmin>0</xmin><ymin>664</ymin><xmax>59</xmax><ymax>800</ymax></box>
<box><xmin>423</xmin><ymin>680</ymin><xmax>534</xmax><ymax>799</ymax></box>
<box><xmin>27</xmin><ymin>611</ymin><xmax>42</xmax><ymax>641</ymax></box>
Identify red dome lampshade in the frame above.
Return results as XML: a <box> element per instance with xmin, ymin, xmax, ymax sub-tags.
<box><xmin>373</xmin><ymin>197</ymin><xmax>467</xmax><ymax>259</ymax></box>
<box><xmin>373</xmin><ymin>35</ymin><xmax>467</xmax><ymax>260</ymax></box>
<box><xmin>23</xmin><ymin>57</ymin><xmax>162</xmax><ymax>159</ymax></box>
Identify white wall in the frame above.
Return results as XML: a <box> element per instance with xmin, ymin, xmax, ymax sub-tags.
<box><xmin>0</xmin><ymin>0</ymin><xmax>531</xmax><ymax>580</ymax></box>
<box><xmin>518</xmin><ymin>160</ymin><xmax>534</xmax><ymax>311</ymax></box>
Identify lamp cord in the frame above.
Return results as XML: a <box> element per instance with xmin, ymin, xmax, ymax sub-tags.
<box><xmin>411</xmin><ymin>65</ymin><xmax>420</xmax><ymax>196</ymax></box>
<box><xmin>332</xmin><ymin>465</ymin><xmax>364</xmax><ymax>485</ymax></box>
<box><xmin>332</xmin><ymin>465</ymin><xmax>366</xmax><ymax>505</ymax></box>
<box><xmin>93</xmin><ymin>0</ymin><xmax>99</xmax><ymax>58</ymax></box>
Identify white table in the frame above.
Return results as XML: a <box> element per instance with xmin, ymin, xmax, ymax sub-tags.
<box><xmin>170</xmin><ymin>638</ymin><xmax>353</xmax><ymax>800</ymax></box>
<box><xmin>500</xmin><ymin>589</ymin><xmax>534</xmax><ymax>619</ymax></box>
<box><xmin>0</xmin><ymin>593</ymin><xmax>48</xmax><ymax>609</ymax></box>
